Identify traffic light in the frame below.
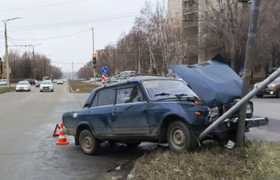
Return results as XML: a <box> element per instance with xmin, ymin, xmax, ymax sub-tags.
<box><xmin>0</xmin><ymin>57</ymin><xmax>2</xmax><ymax>77</ymax></box>
<box><xmin>92</xmin><ymin>53</ymin><xmax>97</xmax><ymax>69</ymax></box>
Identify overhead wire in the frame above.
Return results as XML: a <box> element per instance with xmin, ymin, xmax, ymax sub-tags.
<box><xmin>2</xmin><ymin>5</ymin><xmax>182</xmax><ymax>32</ymax></box>
<box><xmin>10</xmin><ymin>29</ymin><xmax>91</xmax><ymax>41</ymax></box>
<box><xmin>0</xmin><ymin>0</ymin><xmax>88</xmax><ymax>12</ymax></box>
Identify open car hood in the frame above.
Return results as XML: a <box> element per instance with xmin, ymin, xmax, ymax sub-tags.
<box><xmin>169</xmin><ymin>54</ymin><xmax>242</xmax><ymax>108</ymax></box>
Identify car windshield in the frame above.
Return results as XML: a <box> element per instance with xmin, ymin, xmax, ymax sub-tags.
<box><xmin>18</xmin><ymin>81</ymin><xmax>29</xmax><ymax>85</ymax></box>
<box><xmin>143</xmin><ymin>79</ymin><xmax>198</xmax><ymax>100</ymax></box>
<box><xmin>41</xmin><ymin>81</ymin><xmax>52</xmax><ymax>85</ymax></box>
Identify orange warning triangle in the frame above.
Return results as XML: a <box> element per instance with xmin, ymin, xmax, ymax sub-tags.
<box><xmin>53</xmin><ymin>124</ymin><xmax>61</xmax><ymax>137</ymax></box>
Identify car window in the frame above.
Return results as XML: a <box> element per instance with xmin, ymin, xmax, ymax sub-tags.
<box><xmin>90</xmin><ymin>92</ymin><xmax>99</xmax><ymax>107</ymax></box>
<box><xmin>143</xmin><ymin>79</ymin><xmax>198</xmax><ymax>100</ymax></box>
<box><xmin>97</xmin><ymin>88</ymin><xmax>116</xmax><ymax>106</ymax></box>
<box><xmin>116</xmin><ymin>85</ymin><xmax>143</xmax><ymax>104</ymax></box>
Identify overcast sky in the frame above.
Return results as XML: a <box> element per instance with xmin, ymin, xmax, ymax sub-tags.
<box><xmin>0</xmin><ymin>0</ymin><xmax>166</xmax><ymax>72</ymax></box>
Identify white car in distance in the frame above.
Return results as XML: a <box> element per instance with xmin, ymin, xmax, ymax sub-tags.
<box><xmin>40</xmin><ymin>80</ymin><xmax>54</xmax><ymax>92</ymax></box>
<box><xmin>57</xmin><ymin>79</ymin><xmax>63</xmax><ymax>85</ymax></box>
<box><xmin>16</xmin><ymin>81</ymin><xmax>31</xmax><ymax>92</ymax></box>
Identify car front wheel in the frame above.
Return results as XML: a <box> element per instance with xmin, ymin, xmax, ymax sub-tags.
<box><xmin>167</xmin><ymin>121</ymin><xmax>194</xmax><ymax>152</ymax></box>
<box><xmin>79</xmin><ymin>129</ymin><xmax>100</xmax><ymax>155</ymax></box>
<box><xmin>276</xmin><ymin>89</ymin><xmax>280</xmax><ymax>98</ymax></box>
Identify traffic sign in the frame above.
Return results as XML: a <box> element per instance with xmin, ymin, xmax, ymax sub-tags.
<box><xmin>101</xmin><ymin>66</ymin><xmax>108</xmax><ymax>74</ymax></box>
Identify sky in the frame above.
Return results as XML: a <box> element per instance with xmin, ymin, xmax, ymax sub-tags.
<box><xmin>0</xmin><ymin>0</ymin><xmax>166</xmax><ymax>73</ymax></box>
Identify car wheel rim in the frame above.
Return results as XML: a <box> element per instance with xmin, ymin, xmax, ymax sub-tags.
<box><xmin>83</xmin><ymin>136</ymin><xmax>93</xmax><ymax>150</ymax></box>
<box><xmin>171</xmin><ymin>127</ymin><xmax>186</xmax><ymax>149</ymax></box>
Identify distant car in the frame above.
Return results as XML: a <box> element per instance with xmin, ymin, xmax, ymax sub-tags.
<box><xmin>0</xmin><ymin>79</ymin><xmax>7</xmax><ymax>85</ymax></box>
<box><xmin>57</xmin><ymin>80</ymin><xmax>63</xmax><ymax>85</ymax></box>
<box><xmin>255</xmin><ymin>76</ymin><xmax>280</xmax><ymax>98</ymax></box>
<box><xmin>40</xmin><ymin>81</ymin><xmax>54</xmax><ymax>92</ymax></box>
<box><xmin>63</xmin><ymin>79</ymin><xmax>67</xmax><ymax>82</ymax></box>
<box><xmin>35</xmin><ymin>81</ymin><xmax>42</xmax><ymax>87</ymax></box>
<box><xmin>25</xmin><ymin>79</ymin><xmax>36</xmax><ymax>85</ymax></box>
<box><xmin>53</xmin><ymin>79</ymin><xmax>58</xmax><ymax>83</ymax></box>
<box><xmin>16</xmin><ymin>81</ymin><xmax>31</xmax><ymax>92</ymax></box>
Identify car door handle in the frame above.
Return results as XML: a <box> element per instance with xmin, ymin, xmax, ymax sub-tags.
<box><xmin>112</xmin><ymin>107</ymin><xmax>119</xmax><ymax>111</ymax></box>
<box><xmin>87</xmin><ymin>110</ymin><xmax>93</xmax><ymax>113</ymax></box>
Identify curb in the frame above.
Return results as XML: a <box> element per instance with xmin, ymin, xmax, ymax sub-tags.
<box><xmin>68</xmin><ymin>81</ymin><xmax>75</xmax><ymax>93</ymax></box>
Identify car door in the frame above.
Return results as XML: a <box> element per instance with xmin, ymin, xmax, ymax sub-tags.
<box><xmin>111</xmin><ymin>83</ymin><xmax>150</xmax><ymax>135</ymax></box>
<box><xmin>85</xmin><ymin>87</ymin><xmax>116</xmax><ymax>135</ymax></box>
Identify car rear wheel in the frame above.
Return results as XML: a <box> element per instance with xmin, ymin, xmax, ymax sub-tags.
<box><xmin>256</xmin><ymin>94</ymin><xmax>263</xmax><ymax>98</ymax></box>
<box><xmin>79</xmin><ymin>129</ymin><xmax>100</xmax><ymax>155</ymax></box>
<box><xmin>167</xmin><ymin>121</ymin><xmax>194</xmax><ymax>152</ymax></box>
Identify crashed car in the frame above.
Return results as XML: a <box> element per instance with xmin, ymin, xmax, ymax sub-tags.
<box><xmin>61</xmin><ymin>54</ymin><xmax>268</xmax><ymax>155</ymax></box>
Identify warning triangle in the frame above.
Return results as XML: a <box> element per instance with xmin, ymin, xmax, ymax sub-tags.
<box><xmin>53</xmin><ymin>124</ymin><xmax>61</xmax><ymax>137</ymax></box>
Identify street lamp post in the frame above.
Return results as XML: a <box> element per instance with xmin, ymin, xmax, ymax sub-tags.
<box><xmin>3</xmin><ymin>17</ymin><xmax>22</xmax><ymax>88</ymax></box>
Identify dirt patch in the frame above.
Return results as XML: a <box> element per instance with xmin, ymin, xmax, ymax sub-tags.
<box><xmin>0</xmin><ymin>87</ymin><xmax>15</xmax><ymax>94</ymax></box>
<box><xmin>68</xmin><ymin>80</ymin><xmax>100</xmax><ymax>93</ymax></box>
<box><xmin>130</xmin><ymin>142</ymin><xmax>280</xmax><ymax>180</ymax></box>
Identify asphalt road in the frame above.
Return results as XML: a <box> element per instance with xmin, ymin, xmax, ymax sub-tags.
<box><xmin>0</xmin><ymin>82</ymin><xmax>279</xmax><ymax>180</ymax></box>
<box><xmin>0</xmin><ymin>83</ymin><xmax>147</xmax><ymax>180</ymax></box>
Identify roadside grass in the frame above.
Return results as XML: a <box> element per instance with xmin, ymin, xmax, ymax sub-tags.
<box><xmin>0</xmin><ymin>87</ymin><xmax>15</xmax><ymax>94</ymax></box>
<box><xmin>68</xmin><ymin>80</ymin><xmax>100</xmax><ymax>93</ymax></box>
<box><xmin>131</xmin><ymin>141</ymin><xmax>280</xmax><ymax>180</ymax></box>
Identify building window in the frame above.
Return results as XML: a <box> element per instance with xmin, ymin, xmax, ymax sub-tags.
<box><xmin>217</xmin><ymin>0</ymin><xmax>223</xmax><ymax>5</ymax></box>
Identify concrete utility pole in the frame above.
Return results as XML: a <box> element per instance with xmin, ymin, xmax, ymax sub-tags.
<box><xmin>236</xmin><ymin>0</ymin><xmax>260</xmax><ymax>146</ymax></box>
<box><xmin>71</xmin><ymin>62</ymin><xmax>73</xmax><ymax>80</ymax></box>
<box><xmin>3</xmin><ymin>17</ymin><xmax>22</xmax><ymax>88</ymax></box>
<box><xmin>92</xmin><ymin>27</ymin><xmax>96</xmax><ymax>83</ymax></box>
<box><xmin>32</xmin><ymin>44</ymin><xmax>41</xmax><ymax>79</ymax></box>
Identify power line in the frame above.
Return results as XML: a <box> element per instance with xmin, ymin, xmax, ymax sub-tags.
<box><xmin>51</xmin><ymin>61</ymin><xmax>88</xmax><ymax>65</ymax></box>
<box><xmin>10</xmin><ymin>29</ymin><xmax>91</xmax><ymax>41</ymax></box>
<box><xmin>1</xmin><ymin>5</ymin><xmax>182</xmax><ymax>32</ymax></box>
<box><xmin>0</xmin><ymin>0</ymin><xmax>88</xmax><ymax>12</ymax></box>
<box><xmin>6</xmin><ymin>13</ymin><xmax>140</xmax><ymax>32</ymax></box>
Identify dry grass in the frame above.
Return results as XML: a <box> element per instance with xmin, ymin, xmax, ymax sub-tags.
<box><xmin>68</xmin><ymin>80</ymin><xmax>100</xmax><ymax>93</ymax></box>
<box><xmin>0</xmin><ymin>87</ymin><xmax>15</xmax><ymax>94</ymax></box>
<box><xmin>132</xmin><ymin>142</ymin><xmax>280</xmax><ymax>180</ymax></box>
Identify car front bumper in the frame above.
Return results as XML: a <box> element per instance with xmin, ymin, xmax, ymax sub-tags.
<box><xmin>225</xmin><ymin>116</ymin><xmax>269</xmax><ymax>129</ymax></box>
<box><xmin>40</xmin><ymin>87</ymin><xmax>53</xmax><ymax>91</ymax></box>
<box><xmin>257</xmin><ymin>88</ymin><xmax>277</xmax><ymax>95</ymax></box>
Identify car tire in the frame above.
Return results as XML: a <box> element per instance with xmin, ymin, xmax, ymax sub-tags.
<box><xmin>40</xmin><ymin>90</ymin><xmax>43</xmax><ymax>92</ymax></box>
<box><xmin>256</xmin><ymin>94</ymin><xmax>263</xmax><ymax>98</ymax></box>
<box><xmin>276</xmin><ymin>89</ymin><xmax>280</xmax><ymax>98</ymax></box>
<box><xmin>125</xmin><ymin>142</ymin><xmax>141</xmax><ymax>148</ymax></box>
<box><xmin>79</xmin><ymin>129</ymin><xmax>100</xmax><ymax>155</ymax></box>
<box><xmin>167</xmin><ymin>121</ymin><xmax>194</xmax><ymax>152</ymax></box>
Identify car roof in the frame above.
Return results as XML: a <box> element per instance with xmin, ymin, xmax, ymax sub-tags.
<box><xmin>103</xmin><ymin>75</ymin><xmax>175</xmax><ymax>88</ymax></box>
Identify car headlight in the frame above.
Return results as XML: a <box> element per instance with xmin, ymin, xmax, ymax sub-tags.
<box><xmin>268</xmin><ymin>84</ymin><xmax>276</xmax><ymax>88</ymax></box>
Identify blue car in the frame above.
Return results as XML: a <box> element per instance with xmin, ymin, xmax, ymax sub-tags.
<box><xmin>62</xmin><ymin>54</ymin><xmax>269</xmax><ymax>155</ymax></box>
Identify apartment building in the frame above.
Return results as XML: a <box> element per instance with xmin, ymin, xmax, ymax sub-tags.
<box><xmin>168</xmin><ymin>0</ymin><xmax>226</xmax><ymax>63</ymax></box>
<box><xmin>168</xmin><ymin>0</ymin><xmax>269</xmax><ymax>78</ymax></box>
